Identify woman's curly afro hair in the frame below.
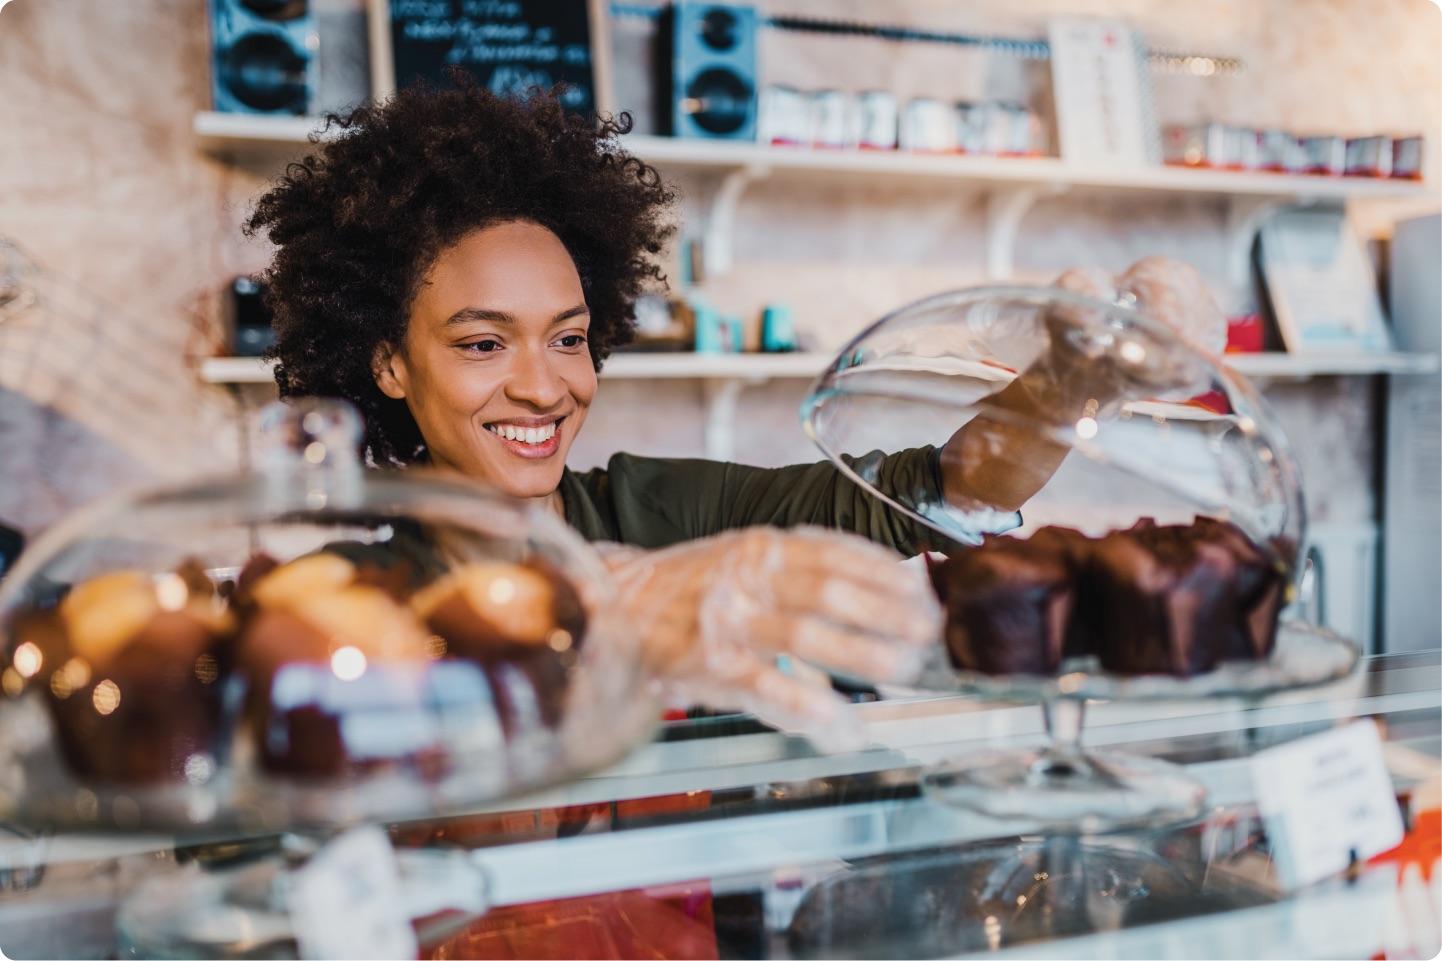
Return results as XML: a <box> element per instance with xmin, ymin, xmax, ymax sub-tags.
<box><xmin>245</xmin><ymin>76</ymin><xmax>676</xmax><ymax>466</ymax></box>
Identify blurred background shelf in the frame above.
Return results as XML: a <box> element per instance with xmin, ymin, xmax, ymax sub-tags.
<box><xmin>194</xmin><ymin>112</ymin><xmax>1431</xmax><ymax>202</ymax></box>
<box><xmin>199</xmin><ymin>350</ymin><xmax>1440</xmax><ymax>386</ymax></box>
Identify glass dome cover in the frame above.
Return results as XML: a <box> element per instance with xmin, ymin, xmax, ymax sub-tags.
<box><xmin>800</xmin><ymin>283</ymin><xmax>1355</xmax><ymax>831</ymax></box>
<box><xmin>802</xmin><ymin>283</ymin><xmax>1305</xmax><ymax>563</ymax></box>
<box><xmin>0</xmin><ymin>401</ymin><xmax>654</xmax><ymax>834</ymax></box>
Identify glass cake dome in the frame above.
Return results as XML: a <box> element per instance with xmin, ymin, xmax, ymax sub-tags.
<box><xmin>0</xmin><ymin>399</ymin><xmax>656</xmax><ymax>835</ymax></box>
<box><xmin>802</xmin><ymin>284</ymin><xmax>1304</xmax><ymax>558</ymax></box>
<box><xmin>800</xmin><ymin>284</ymin><xmax>1358</xmax><ymax>830</ymax></box>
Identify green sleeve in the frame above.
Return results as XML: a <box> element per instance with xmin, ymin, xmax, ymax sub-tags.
<box><xmin>562</xmin><ymin>447</ymin><xmax>972</xmax><ymax>556</ymax></box>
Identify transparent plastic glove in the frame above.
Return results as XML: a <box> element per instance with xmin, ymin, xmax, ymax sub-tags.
<box><xmin>940</xmin><ymin>257</ymin><xmax>1225</xmax><ymax>513</ymax></box>
<box><xmin>1048</xmin><ymin>256</ymin><xmax>1225</xmax><ymax>403</ymax></box>
<box><xmin>602</xmin><ymin>527</ymin><xmax>943</xmax><ymax>753</ymax></box>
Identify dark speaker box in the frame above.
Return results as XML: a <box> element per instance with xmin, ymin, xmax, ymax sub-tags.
<box><xmin>209</xmin><ymin>0</ymin><xmax>318</xmax><ymax>115</ymax></box>
<box><xmin>660</xmin><ymin>3</ymin><xmax>758</xmax><ymax>140</ymax></box>
<box><xmin>230</xmin><ymin>276</ymin><xmax>276</xmax><ymax>357</ymax></box>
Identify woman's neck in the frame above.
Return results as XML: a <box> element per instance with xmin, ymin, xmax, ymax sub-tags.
<box><xmin>538</xmin><ymin>488</ymin><xmax>566</xmax><ymax>520</ymax></box>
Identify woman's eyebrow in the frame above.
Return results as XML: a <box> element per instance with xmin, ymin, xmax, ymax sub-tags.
<box><xmin>551</xmin><ymin>304</ymin><xmax>590</xmax><ymax>324</ymax></box>
<box><xmin>442</xmin><ymin>304</ymin><xmax>589</xmax><ymax>327</ymax></box>
<box><xmin>444</xmin><ymin>307</ymin><xmax>513</xmax><ymax>326</ymax></box>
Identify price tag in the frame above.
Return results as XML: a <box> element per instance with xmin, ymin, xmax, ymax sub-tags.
<box><xmin>290</xmin><ymin>827</ymin><xmax>418</xmax><ymax>960</ymax></box>
<box><xmin>1251</xmin><ymin>720</ymin><xmax>1404</xmax><ymax>888</ymax></box>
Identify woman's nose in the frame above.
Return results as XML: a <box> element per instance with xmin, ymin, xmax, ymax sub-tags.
<box><xmin>504</xmin><ymin>346</ymin><xmax>567</xmax><ymax>409</ymax></box>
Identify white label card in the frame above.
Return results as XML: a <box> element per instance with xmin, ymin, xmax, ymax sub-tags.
<box><xmin>1251</xmin><ymin>720</ymin><xmax>1404</xmax><ymax>888</ymax></box>
<box><xmin>290</xmin><ymin>827</ymin><xmax>419</xmax><ymax>961</ymax></box>
<box><xmin>1048</xmin><ymin>17</ymin><xmax>1159</xmax><ymax>167</ymax></box>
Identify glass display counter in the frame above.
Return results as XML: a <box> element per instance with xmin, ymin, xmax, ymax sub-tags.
<box><xmin>1</xmin><ymin>651</ymin><xmax>1436</xmax><ymax>959</ymax></box>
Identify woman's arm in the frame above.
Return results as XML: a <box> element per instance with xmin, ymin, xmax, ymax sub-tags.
<box><xmin>583</xmin><ymin>446</ymin><xmax>974</xmax><ymax>557</ymax></box>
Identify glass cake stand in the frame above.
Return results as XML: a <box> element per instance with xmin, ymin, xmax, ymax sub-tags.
<box><xmin>801</xmin><ymin>285</ymin><xmax>1359</xmax><ymax>832</ymax></box>
<box><xmin>900</xmin><ymin>620</ymin><xmax>1359</xmax><ymax>832</ymax></box>
<box><xmin>0</xmin><ymin>400</ymin><xmax>658</xmax><ymax>957</ymax></box>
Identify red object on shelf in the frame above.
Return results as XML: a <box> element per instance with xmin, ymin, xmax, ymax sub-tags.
<box><xmin>1188</xmin><ymin>390</ymin><xmax>1232</xmax><ymax>415</ymax></box>
<box><xmin>1225</xmin><ymin>314</ymin><xmax>1266</xmax><ymax>354</ymax></box>
<box><xmin>1370</xmin><ymin>807</ymin><xmax>1441</xmax><ymax>884</ymax></box>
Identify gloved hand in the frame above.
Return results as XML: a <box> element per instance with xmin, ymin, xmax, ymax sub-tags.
<box><xmin>600</xmin><ymin>527</ymin><xmax>942</xmax><ymax>753</ymax></box>
<box><xmin>940</xmin><ymin>256</ymin><xmax>1226</xmax><ymax>514</ymax></box>
<box><xmin>1054</xmin><ymin>256</ymin><xmax>1227</xmax><ymax>357</ymax></box>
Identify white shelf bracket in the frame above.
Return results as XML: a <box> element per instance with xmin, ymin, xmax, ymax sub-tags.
<box><xmin>984</xmin><ymin>184</ymin><xmax>1066</xmax><ymax>280</ymax></box>
<box><xmin>702</xmin><ymin>164</ymin><xmax>769</xmax><ymax>279</ymax></box>
<box><xmin>700</xmin><ymin>377</ymin><xmax>747</xmax><ymax>460</ymax></box>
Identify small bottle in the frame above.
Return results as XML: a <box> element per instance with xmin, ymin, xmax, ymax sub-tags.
<box><xmin>760</xmin><ymin>303</ymin><xmax>797</xmax><ymax>353</ymax></box>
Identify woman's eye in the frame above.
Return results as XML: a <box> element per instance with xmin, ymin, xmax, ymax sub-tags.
<box><xmin>557</xmin><ymin>335</ymin><xmax>587</xmax><ymax>349</ymax></box>
<box><xmin>464</xmin><ymin>339</ymin><xmax>502</xmax><ymax>353</ymax></box>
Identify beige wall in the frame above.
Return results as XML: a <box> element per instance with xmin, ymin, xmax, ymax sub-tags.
<box><xmin>1</xmin><ymin>0</ymin><xmax>1438</xmax><ymax>536</ymax></box>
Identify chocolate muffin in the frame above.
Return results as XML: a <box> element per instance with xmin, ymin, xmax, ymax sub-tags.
<box><xmin>928</xmin><ymin>537</ymin><xmax>1076</xmax><ymax>675</ymax></box>
<box><xmin>37</xmin><ymin>567</ymin><xmax>232</xmax><ymax>784</ymax></box>
<box><xmin>1088</xmin><ymin>527</ymin><xmax>1238</xmax><ymax>676</ymax></box>
<box><xmin>235</xmin><ymin>555</ymin><xmax>449</xmax><ymax>779</ymax></box>
<box><xmin>1188</xmin><ymin>517</ymin><xmax>1288</xmax><ymax>660</ymax></box>
<box><xmin>411</xmin><ymin>560</ymin><xmax>585</xmax><ymax>732</ymax></box>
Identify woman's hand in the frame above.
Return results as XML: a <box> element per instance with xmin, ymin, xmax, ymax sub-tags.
<box><xmin>601</xmin><ymin>527</ymin><xmax>942</xmax><ymax>752</ymax></box>
<box><xmin>940</xmin><ymin>256</ymin><xmax>1225</xmax><ymax>513</ymax></box>
<box><xmin>1055</xmin><ymin>256</ymin><xmax>1227</xmax><ymax>357</ymax></box>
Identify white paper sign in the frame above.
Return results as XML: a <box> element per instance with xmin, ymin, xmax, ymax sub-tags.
<box><xmin>290</xmin><ymin>827</ymin><xmax>418</xmax><ymax>961</ymax></box>
<box><xmin>1251</xmin><ymin>720</ymin><xmax>1404</xmax><ymax>888</ymax></box>
<box><xmin>1048</xmin><ymin>18</ymin><xmax>1160</xmax><ymax>167</ymax></box>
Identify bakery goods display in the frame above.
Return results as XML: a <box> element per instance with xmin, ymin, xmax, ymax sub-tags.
<box><xmin>229</xmin><ymin>551</ymin><xmax>588</xmax><ymax>777</ymax></box>
<box><xmin>0</xmin><ymin>398</ymin><xmax>652</xmax><ymax>848</ymax></box>
<box><xmin>1</xmin><ymin>547</ymin><xmax>593</xmax><ymax>786</ymax></box>
<box><xmin>928</xmin><ymin>517</ymin><xmax>1290</xmax><ymax>678</ymax></box>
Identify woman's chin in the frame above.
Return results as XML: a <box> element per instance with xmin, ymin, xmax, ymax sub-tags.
<box><xmin>485</xmin><ymin>462</ymin><xmax>565</xmax><ymax>501</ymax></box>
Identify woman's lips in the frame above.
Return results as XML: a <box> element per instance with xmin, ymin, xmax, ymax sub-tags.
<box><xmin>484</xmin><ymin>417</ymin><xmax>563</xmax><ymax>460</ymax></box>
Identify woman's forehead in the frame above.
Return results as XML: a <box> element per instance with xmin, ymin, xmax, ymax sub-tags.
<box><xmin>416</xmin><ymin>221</ymin><xmax>585</xmax><ymax>324</ymax></box>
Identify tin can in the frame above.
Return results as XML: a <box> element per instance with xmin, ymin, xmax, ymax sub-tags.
<box><xmin>1015</xmin><ymin>106</ymin><xmax>1046</xmax><ymax>156</ymax></box>
<box><xmin>954</xmin><ymin>101</ymin><xmax>986</xmax><ymax>154</ymax></box>
<box><xmin>808</xmin><ymin>89</ymin><xmax>856</xmax><ymax>149</ymax></box>
<box><xmin>1258</xmin><ymin>128</ymin><xmax>1304</xmax><ymax>172</ymax></box>
<box><xmin>900</xmin><ymin>97</ymin><xmax>956</xmax><ymax>152</ymax></box>
<box><xmin>759</xmin><ymin>86</ymin><xmax>809</xmax><ymax>146</ymax></box>
<box><xmin>1163</xmin><ymin>122</ymin><xmax>1226</xmax><ymax>167</ymax></box>
<box><xmin>1224</xmin><ymin>126</ymin><xmax>1261</xmax><ymax>170</ymax></box>
<box><xmin>855</xmin><ymin>90</ymin><xmax>897</xmax><ymax>150</ymax></box>
<box><xmin>988</xmin><ymin>103</ymin><xmax>1034</xmax><ymax>156</ymax></box>
<box><xmin>1391</xmin><ymin>135</ymin><xmax>1424</xmax><ymax>179</ymax></box>
<box><xmin>1300</xmin><ymin>135</ymin><xmax>1345</xmax><ymax>176</ymax></box>
<box><xmin>1345</xmin><ymin>135</ymin><xmax>1392</xmax><ymax>177</ymax></box>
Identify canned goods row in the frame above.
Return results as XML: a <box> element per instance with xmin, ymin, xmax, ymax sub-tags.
<box><xmin>760</xmin><ymin>86</ymin><xmax>1046</xmax><ymax>156</ymax></box>
<box><xmin>1163</xmin><ymin>123</ymin><xmax>1424</xmax><ymax>179</ymax></box>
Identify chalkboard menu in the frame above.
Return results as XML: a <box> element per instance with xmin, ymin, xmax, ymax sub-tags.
<box><xmin>369</xmin><ymin>0</ymin><xmax>609</xmax><ymax>114</ymax></box>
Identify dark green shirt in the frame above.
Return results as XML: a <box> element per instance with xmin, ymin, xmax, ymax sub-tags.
<box><xmin>557</xmin><ymin>447</ymin><xmax>966</xmax><ymax>556</ymax></box>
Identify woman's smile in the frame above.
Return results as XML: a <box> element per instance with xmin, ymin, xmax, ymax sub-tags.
<box><xmin>482</xmin><ymin>414</ymin><xmax>566</xmax><ymax>460</ymax></box>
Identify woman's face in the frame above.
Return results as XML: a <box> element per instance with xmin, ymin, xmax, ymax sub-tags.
<box><xmin>374</xmin><ymin>220</ymin><xmax>596</xmax><ymax>499</ymax></box>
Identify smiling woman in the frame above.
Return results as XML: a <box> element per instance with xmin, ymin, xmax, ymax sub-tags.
<box><xmin>246</xmin><ymin>73</ymin><xmax>674</xmax><ymax>482</ymax></box>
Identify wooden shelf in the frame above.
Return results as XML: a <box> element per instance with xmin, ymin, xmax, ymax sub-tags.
<box><xmin>194</xmin><ymin>112</ymin><xmax>1431</xmax><ymax>203</ymax></box>
<box><xmin>201</xmin><ymin>349</ymin><xmax>1437</xmax><ymax>461</ymax></box>
<box><xmin>200</xmin><ymin>350</ymin><xmax>1439</xmax><ymax>386</ymax></box>
<box><xmin>195</xmin><ymin>110</ymin><xmax>1434</xmax><ymax>282</ymax></box>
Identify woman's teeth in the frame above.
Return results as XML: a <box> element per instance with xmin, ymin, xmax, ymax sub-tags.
<box><xmin>487</xmin><ymin>422</ymin><xmax>557</xmax><ymax>445</ymax></box>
